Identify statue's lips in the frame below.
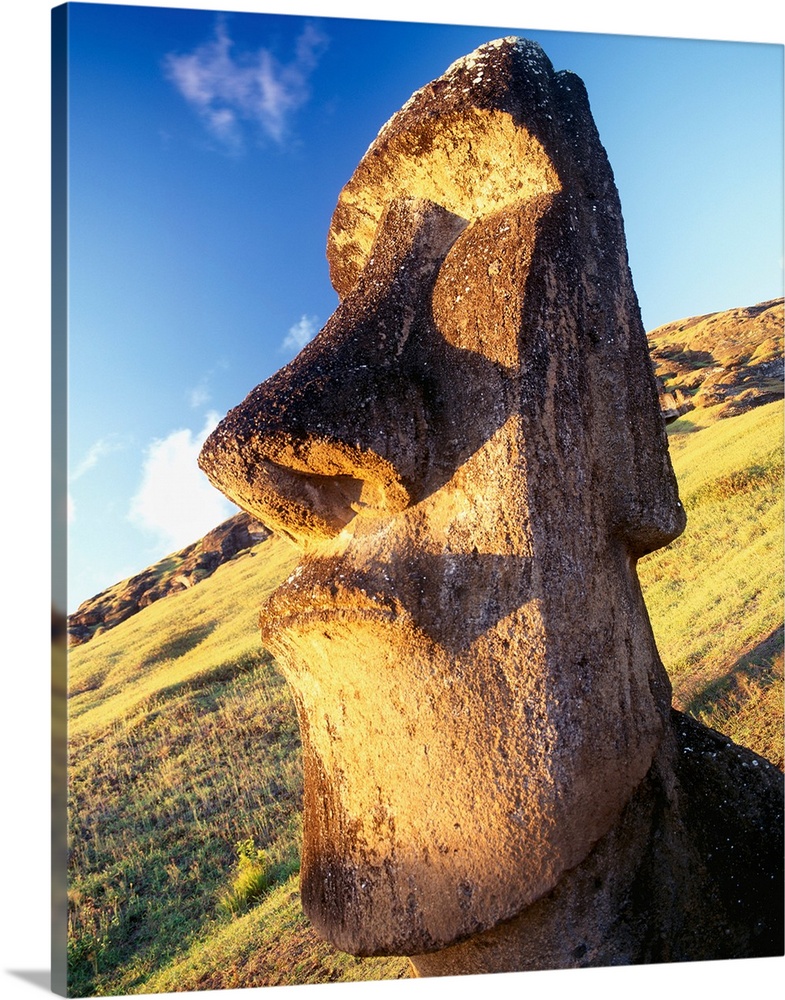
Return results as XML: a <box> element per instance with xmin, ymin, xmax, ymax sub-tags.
<box><xmin>259</xmin><ymin>572</ymin><xmax>403</xmax><ymax>639</ymax></box>
<box><xmin>259</xmin><ymin>551</ymin><xmax>540</xmax><ymax>653</ymax></box>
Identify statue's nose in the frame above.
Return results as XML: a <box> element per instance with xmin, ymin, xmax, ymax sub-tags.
<box><xmin>198</xmin><ymin>198</ymin><xmax>467</xmax><ymax>545</ymax></box>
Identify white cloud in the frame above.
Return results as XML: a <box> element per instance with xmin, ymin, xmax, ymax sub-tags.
<box><xmin>164</xmin><ymin>19</ymin><xmax>328</xmax><ymax>149</ymax></box>
<box><xmin>281</xmin><ymin>314</ymin><xmax>319</xmax><ymax>354</ymax></box>
<box><xmin>128</xmin><ymin>411</ymin><xmax>237</xmax><ymax>553</ymax></box>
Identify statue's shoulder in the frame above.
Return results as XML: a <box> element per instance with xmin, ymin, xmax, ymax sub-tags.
<box><xmin>669</xmin><ymin>708</ymin><xmax>784</xmax><ymax>957</ymax></box>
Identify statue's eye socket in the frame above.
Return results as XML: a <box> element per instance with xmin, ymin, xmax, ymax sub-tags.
<box><xmin>329</xmin><ymin>111</ymin><xmax>561</xmax><ymax>299</ymax></box>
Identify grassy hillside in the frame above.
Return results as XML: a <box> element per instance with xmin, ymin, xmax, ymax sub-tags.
<box><xmin>65</xmin><ymin>400</ymin><xmax>783</xmax><ymax>996</ymax></box>
<box><xmin>638</xmin><ymin>399</ymin><xmax>783</xmax><ymax>767</ymax></box>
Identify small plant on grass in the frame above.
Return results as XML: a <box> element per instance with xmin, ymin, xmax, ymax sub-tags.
<box><xmin>219</xmin><ymin>838</ymin><xmax>271</xmax><ymax>917</ymax></box>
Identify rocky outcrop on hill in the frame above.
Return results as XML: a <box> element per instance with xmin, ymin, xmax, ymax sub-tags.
<box><xmin>67</xmin><ymin>511</ymin><xmax>269</xmax><ymax>646</ymax></box>
<box><xmin>650</xmin><ymin>298</ymin><xmax>783</xmax><ymax>422</ymax></box>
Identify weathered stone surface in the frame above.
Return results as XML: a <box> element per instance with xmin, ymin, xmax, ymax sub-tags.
<box><xmin>411</xmin><ymin>711</ymin><xmax>784</xmax><ymax>973</ymax></box>
<box><xmin>199</xmin><ymin>38</ymin><xmax>783</xmax><ymax>970</ymax></box>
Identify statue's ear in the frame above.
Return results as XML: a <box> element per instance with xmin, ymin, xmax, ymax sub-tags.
<box><xmin>597</xmin><ymin>281</ymin><xmax>687</xmax><ymax>558</ymax></box>
<box><xmin>507</xmin><ymin>189</ymin><xmax>686</xmax><ymax>561</ymax></box>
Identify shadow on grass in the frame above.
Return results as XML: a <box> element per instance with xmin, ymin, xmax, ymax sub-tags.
<box><xmin>666</xmin><ymin>416</ymin><xmax>701</xmax><ymax>434</ymax></box>
<box><xmin>682</xmin><ymin>626</ymin><xmax>784</xmax><ymax>719</ymax></box>
<box><xmin>139</xmin><ymin>621</ymin><xmax>218</xmax><ymax>667</ymax></box>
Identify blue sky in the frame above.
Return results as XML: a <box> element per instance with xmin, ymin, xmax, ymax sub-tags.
<box><xmin>56</xmin><ymin>3</ymin><xmax>783</xmax><ymax>611</ymax></box>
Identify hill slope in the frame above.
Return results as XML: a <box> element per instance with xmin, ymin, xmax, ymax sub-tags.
<box><xmin>649</xmin><ymin>297</ymin><xmax>783</xmax><ymax>421</ymax></box>
<box><xmin>68</xmin><ymin>512</ymin><xmax>270</xmax><ymax>646</ymax></box>
<box><xmin>638</xmin><ymin>399</ymin><xmax>783</xmax><ymax>766</ymax></box>
<box><xmin>64</xmin><ymin>302</ymin><xmax>784</xmax><ymax>995</ymax></box>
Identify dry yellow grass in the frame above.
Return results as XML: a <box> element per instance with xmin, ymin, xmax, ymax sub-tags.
<box><xmin>639</xmin><ymin>399</ymin><xmax>783</xmax><ymax>767</ymax></box>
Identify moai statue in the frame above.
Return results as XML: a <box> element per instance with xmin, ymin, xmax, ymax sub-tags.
<box><xmin>200</xmin><ymin>38</ymin><xmax>783</xmax><ymax>973</ymax></box>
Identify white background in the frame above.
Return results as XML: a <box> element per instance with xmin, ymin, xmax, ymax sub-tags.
<box><xmin>1</xmin><ymin>2</ymin><xmax>782</xmax><ymax>999</ymax></box>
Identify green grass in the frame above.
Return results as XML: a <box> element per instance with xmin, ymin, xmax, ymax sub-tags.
<box><xmin>141</xmin><ymin>875</ymin><xmax>409</xmax><ymax>993</ymax></box>
<box><xmin>66</xmin><ymin>537</ymin><xmax>305</xmax><ymax>996</ymax></box>
<box><xmin>218</xmin><ymin>838</ymin><xmax>275</xmax><ymax>917</ymax></box>
<box><xmin>638</xmin><ymin>399</ymin><xmax>784</xmax><ymax>766</ymax></box>
<box><xmin>65</xmin><ymin>400</ymin><xmax>784</xmax><ymax>995</ymax></box>
<box><xmin>68</xmin><ymin>538</ymin><xmax>298</xmax><ymax>737</ymax></box>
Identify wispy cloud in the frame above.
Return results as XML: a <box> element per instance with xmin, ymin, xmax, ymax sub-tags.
<box><xmin>128</xmin><ymin>412</ymin><xmax>236</xmax><ymax>552</ymax></box>
<box><xmin>188</xmin><ymin>359</ymin><xmax>230</xmax><ymax>408</ymax></box>
<box><xmin>188</xmin><ymin>381</ymin><xmax>211</xmax><ymax>409</ymax></box>
<box><xmin>281</xmin><ymin>314</ymin><xmax>319</xmax><ymax>355</ymax></box>
<box><xmin>164</xmin><ymin>19</ymin><xmax>328</xmax><ymax>150</ymax></box>
<box><xmin>70</xmin><ymin>436</ymin><xmax>126</xmax><ymax>483</ymax></box>
<box><xmin>69</xmin><ymin>436</ymin><xmax>128</xmax><ymax>523</ymax></box>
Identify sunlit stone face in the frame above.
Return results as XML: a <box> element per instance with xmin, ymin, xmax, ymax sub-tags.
<box><xmin>199</xmin><ymin>38</ymin><xmax>686</xmax><ymax>957</ymax></box>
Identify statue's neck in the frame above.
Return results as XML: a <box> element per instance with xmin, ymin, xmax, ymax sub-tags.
<box><xmin>409</xmin><ymin>723</ymin><xmax>690</xmax><ymax>975</ymax></box>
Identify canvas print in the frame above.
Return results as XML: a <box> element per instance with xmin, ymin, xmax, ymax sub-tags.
<box><xmin>52</xmin><ymin>2</ymin><xmax>784</xmax><ymax>996</ymax></box>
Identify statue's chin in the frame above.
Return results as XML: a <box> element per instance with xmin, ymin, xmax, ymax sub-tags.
<box><xmin>270</xmin><ymin>610</ymin><xmax>664</xmax><ymax>957</ymax></box>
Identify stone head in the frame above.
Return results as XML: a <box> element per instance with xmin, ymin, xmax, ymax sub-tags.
<box><xmin>199</xmin><ymin>38</ymin><xmax>686</xmax><ymax>956</ymax></box>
